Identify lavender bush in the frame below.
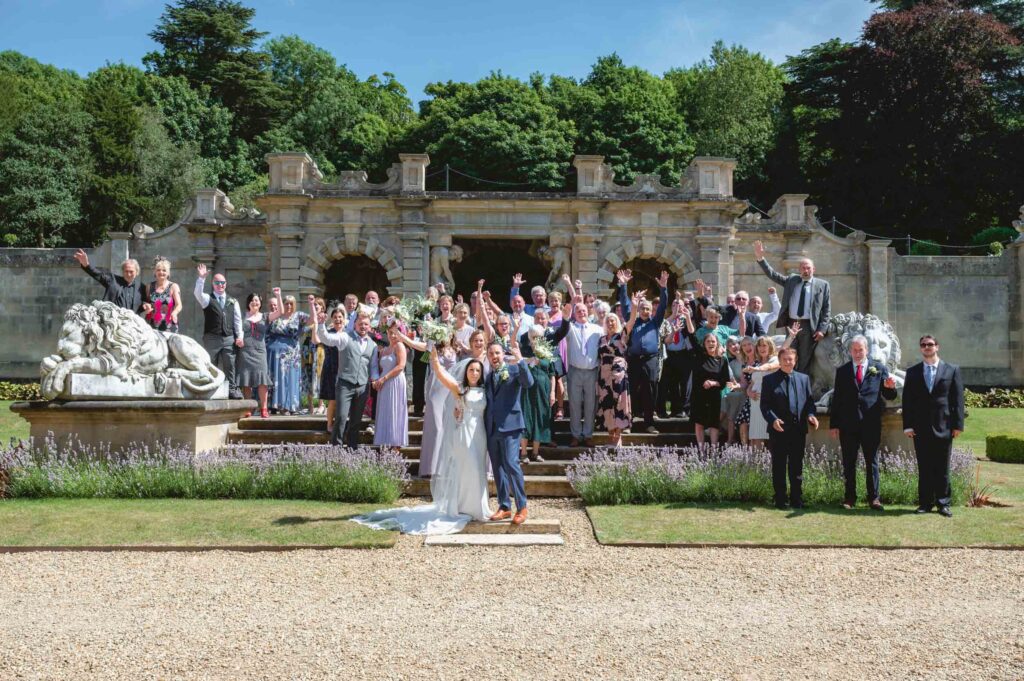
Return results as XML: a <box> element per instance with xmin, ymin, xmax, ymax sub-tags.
<box><xmin>567</xmin><ymin>445</ymin><xmax>975</xmax><ymax>506</ymax></box>
<box><xmin>0</xmin><ymin>436</ymin><xmax>409</xmax><ymax>504</ymax></box>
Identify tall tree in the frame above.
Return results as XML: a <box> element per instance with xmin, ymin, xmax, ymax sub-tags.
<box><xmin>144</xmin><ymin>0</ymin><xmax>282</xmax><ymax>141</ymax></box>
<box><xmin>406</xmin><ymin>74</ymin><xmax>576</xmax><ymax>190</ymax></box>
<box><xmin>667</xmin><ymin>42</ymin><xmax>786</xmax><ymax>200</ymax></box>
<box><xmin>0</xmin><ymin>105</ymin><xmax>91</xmax><ymax>247</ymax></box>
<box><xmin>0</xmin><ymin>51</ymin><xmax>84</xmax><ymax>138</ymax></box>
<box><xmin>545</xmin><ymin>55</ymin><xmax>694</xmax><ymax>185</ymax></box>
<box><xmin>781</xmin><ymin>1</ymin><xmax>1023</xmax><ymax>243</ymax></box>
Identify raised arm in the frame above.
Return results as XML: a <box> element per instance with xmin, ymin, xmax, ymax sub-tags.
<box><xmin>193</xmin><ymin>263</ymin><xmax>211</xmax><ymax>308</ymax></box>
<box><xmin>653</xmin><ymin>271</ymin><xmax>669</xmax><ymax>324</ymax></box>
<box><xmin>549</xmin><ymin>313</ymin><xmax>571</xmax><ymax>344</ymax></box>
<box><xmin>781</xmin><ymin>322</ymin><xmax>801</xmax><ymax>350</ymax></box>
<box><xmin>623</xmin><ymin>291</ymin><xmax>641</xmax><ymax>337</ymax></box>
<box><xmin>616</xmin><ymin>269</ymin><xmax>632</xmax><ymax>320</ymax></box>
<box><xmin>510</xmin><ymin>273</ymin><xmax>525</xmax><ymax>308</ymax></box>
<box><xmin>395</xmin><ymin>327</ymin><xmax>427</xmax><ymax>352</ymax></box>
<box><xmin>266</xmin><ymin>287</ymin><xmax>284</xmax><ymax>322</ymax></box>
<box><xmin>754</xmin><ymin>241</ymin><xmax>788</xmax><ymax>286</ymax></box>
<box><xmin>560</xmin><ymin>273</ymin><xmax>577</xmax><ymax>303</ymax></box>
<box><xmin>477</xmin><ymin>280</ymin><xmax>495</xmax><ymax>342</ymax></box>
<box><xmin>430</xmin><ymin>346</ymin><xmax>462</xmax><ymax>397</ymax></box>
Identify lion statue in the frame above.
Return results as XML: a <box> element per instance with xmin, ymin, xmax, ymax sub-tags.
<box><xmin>40</xmin><ymin>301</ymin><xmax>225</xmax><ymax>400</ymax></box>
<box><xmin>772</xmin><ymin>311</ymin><xmax>905</xmax><ymax>408</ymax></box>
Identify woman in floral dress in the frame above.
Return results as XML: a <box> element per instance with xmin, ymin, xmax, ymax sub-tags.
<box><xmin>266</xmin><ymin>295</ymin><xmax>310</xmax><ymax>415</ymax></box>
<box><xmin>597</xmin><ymin>295</ymin><xmax>640</xmax><ymax>448</ymax></box>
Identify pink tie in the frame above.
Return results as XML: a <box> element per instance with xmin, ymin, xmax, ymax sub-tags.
<box><xmin>856</xmin><ymin>364</ymin><xmax>863</xmax><ymax>385</ymax></box>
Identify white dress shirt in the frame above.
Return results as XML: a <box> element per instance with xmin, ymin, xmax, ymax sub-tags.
<box><xmin>193</xmin><ymin>276</ymin><xmax>242</xmax><ymax>339</ymax></box>
<box><xmin>567</xmin><ymin>321</ymin><xmax>603</xmax><ymax>370</ymax></box>
<box><xmin>757</xmin><ymin>291</ymin><xmax>782</xmax><ymax>330</ymax></box>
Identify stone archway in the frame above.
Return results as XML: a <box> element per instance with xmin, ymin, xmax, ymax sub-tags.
<box><xmin>298</xmin><ymin>235</ymin><xmax>404</xmax><ymax>297</ymax></box>
<box><xmin>322</xmin><ymin>256</ymin><xmax>392</xmax><ymax>307</ymax></box>
<box><xmin>595</xmin><ymin>239</ymin><xmax>700</xmax><ymax>298</ymax></box>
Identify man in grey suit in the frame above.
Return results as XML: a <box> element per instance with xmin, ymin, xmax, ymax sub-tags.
<box><xmin>315</xmin><ymin>300</ymin><xmax>378</xmax><ymax>447</ymax></box>
<box><xmin>753</xmin><ymin>240</ymin><xmax>831</xmax><ymax>374</ymax></box>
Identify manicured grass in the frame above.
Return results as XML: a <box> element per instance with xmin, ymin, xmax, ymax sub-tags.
<box><xmin>585</xmin><ymin>460</ymin><xmax>1024</xmax><ymax>547</ymax></box>
<box><xmin>0</xmin><ymin>400</ymin><xmax>28</xmax><ymax>444</ymax></box>
<box><xmin>0</xmin><ymin>498</ymin><xmax>397</xmax><ymax>548</ymax></box>
<box><xmin>962</xmin><ymin>407</ymin><xmax>1024</xmax><ymax>457</ymax></box>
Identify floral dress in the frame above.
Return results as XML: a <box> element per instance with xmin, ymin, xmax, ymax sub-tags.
<box><xmin>597</xmin><ymin>333</ymin><xmax>632</xmax><ymax>431</ymax></box>
<box><xmin>267</xmin><ymin>312</ymin><xmax>309</xmax><ymax>412</ymax></box>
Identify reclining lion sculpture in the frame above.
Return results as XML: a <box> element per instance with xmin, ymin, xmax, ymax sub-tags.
<box><xmin>40</xmin><ymin>301</ymin><xmax>225</xmax><ymax>400</ymax></box>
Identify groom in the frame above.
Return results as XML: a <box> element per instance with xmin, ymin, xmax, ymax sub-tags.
<box><xmin>484</xmin><ymin>338</ymin><xmax>534</xmax><ymax>525</ymax></box>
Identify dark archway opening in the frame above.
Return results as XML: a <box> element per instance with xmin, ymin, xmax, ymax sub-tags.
<box><xmin>619</xmin><ymin>258</ymin><xmax>680</xmax><ymax>305</ymax></box>
<box><xmin>322</xmin><ymin>256</ymin><xmax>391</xmax><ymax>308</ymax></box>
<box><xmin>451</xmin><ymin>238</ymin><xmax>549</xmax><ymax>302</ymax></box>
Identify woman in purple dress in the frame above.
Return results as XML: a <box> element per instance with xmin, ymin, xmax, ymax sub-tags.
<box><xmin>371</xmin><ymin>324</ymin><xmax>409</xmax><ymax>447</ymax></box>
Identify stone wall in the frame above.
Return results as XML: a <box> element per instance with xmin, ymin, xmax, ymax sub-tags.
<box><xmin>1</xmin><ymin>151</ymin><xmax>1021</xmax><ymax>386</ymax></box>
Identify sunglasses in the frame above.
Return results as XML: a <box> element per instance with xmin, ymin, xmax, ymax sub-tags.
<box><xmin>920</xmin><ymin>342</ymin><xmax>936</xmax><ymax>347</ymax></box>
<box><xmin>213</xmin><ymin>280</ymin><xmax>227</xmax><ymax>286</ymax></box>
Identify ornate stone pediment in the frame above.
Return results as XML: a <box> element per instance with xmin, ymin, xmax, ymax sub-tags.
<box><xmin>737</xmin><ymin>194</ymin><xmax>818</xmax><ymax>231</ymax></box>
<box><xmin>315</xmin><ymin>164</ymin><xmax>403</xmax><ymax>194</ymax></box>
<box><xmin>188</xmin><ymin>188</ymin><xmax>264</xmax><ymax>225</ymax></box>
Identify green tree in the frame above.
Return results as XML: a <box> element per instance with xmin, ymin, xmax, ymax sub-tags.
<box><xmin>0</xmin><ymin>105</ymin><xmax>91</xmax><ymax>247</ymax></box>
<box><xmin>406</xmin><ymin>74</ymin><xmax>576</xmax><ymax>190</ymax></box>
<box><xmin>144</xmin><ymin>0</ymin><xmax>282</xmax><ymax>141</ymax></box>
<box><xmin>545</xmin><ymin>55</ymin><xmax>694</xmax><ymax>185</ymax></box>
<box><xmin>0</xmin><ymin>51</ymin><xmax>84</xmax><ymax>138</ymax></box>
<box><xmin>667</xmin><ymin>42</ymin><xmax>785</xmax><ymax>199</ymax></box>
<box><xmin>780</xmin><ymin>2</ymin><xmax>1023</xmax><ymax>243</ymax></box>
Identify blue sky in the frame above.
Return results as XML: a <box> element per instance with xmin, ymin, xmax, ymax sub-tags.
<box><xmin>0</xmin><ymin>0</ymin><xmax>874</xmax><ymax>105</ymax></box>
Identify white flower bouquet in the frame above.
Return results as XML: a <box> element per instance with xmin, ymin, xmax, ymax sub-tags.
<box><xmin>417</xmin><ymin>319</ymin><xmax>453</xmax><ymax>344</ymax></box>
<box><xmin>531</xmin><ymin>336</ymin><xmax>554</xmax><ymax>362</ymax></box>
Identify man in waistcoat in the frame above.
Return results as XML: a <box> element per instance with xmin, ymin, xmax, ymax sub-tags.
<box><xmin>317</xmin><ymin>305</ymin><xmax>378</xmax><ymax>447</ymax></box>
<box><xmin>194</xmin><ymin>263</ymin><xmax>243</xmax><ymax>399</ymax></box>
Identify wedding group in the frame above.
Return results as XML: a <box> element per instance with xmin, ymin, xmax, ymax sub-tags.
<box><xmin>74</xmin><ymin>238</ymin><xmax>965</xmax><ymax>528</ymax></box>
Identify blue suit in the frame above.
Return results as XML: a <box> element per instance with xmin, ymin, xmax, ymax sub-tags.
<box><xmin>485</xmin><ymin>360</ymin><xmax>535</xmax><ymax>511</ymax></box>
<box><xmin>760</xmin><ymin>369</ymin><xmax>815</xmax><ymax>507</ymax></box>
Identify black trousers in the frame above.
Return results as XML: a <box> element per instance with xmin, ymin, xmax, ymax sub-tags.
<box><xmin>411</xmin><ymin>349</ymin><xmax>427</xmax><ymax>415</ymax></box>
<box><xmin>792</xmin><ymin>323</ymin><xmax>817</xmax><ymax>375</ymax></box>
<box><xmin>768</xmin><ymin>428</ymin><xmax>807</xmax><ymax>506</ymax></box>
<box><xmin>657</xmin><ymin>349</ymin><xmax>693</xmax><ymax>416</ymax></box>
<box><xmin>839</xmin><ymin>426</ymin><xmax>882</xmax><ymax>502</ymax></box>
<box><xmin>914</xmin><ymin>434</ymin><xmax>953</xmax><ymax>509</ymax></box>
<box><xmin>627</xmin><ymin>353</ymin><xmax>660</xmax><ymax>427</ymax></box>
<box><xmin>332</xmin><ymin>378</ymin><xmax>371</xmax><ymax>448</ymax></box>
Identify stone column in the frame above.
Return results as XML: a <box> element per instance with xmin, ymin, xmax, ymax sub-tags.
<box><xmin>572</xmin><ymin>155</ymin><xmax>610</xmax><ymax>194</ymax></box>
<box><xmin>397</xmin><ymin>199</ymin><xmax>430</xmax><ymax>296</ymax></box>
<box><xmin>1010</xmin><ymin>240</ymin><xmax>1024</xmax><ymax>385</ymax></box>
<box><xmin>399</xmin><ymin>154</ymin><xmax>430</xmax><ymax>193</ymax></box>
<box><xmin>107</xmin><ymin>232</ymin><xmax>132</xmax><ymax>271</ymax></box>
<box><xmin>573</xmin><ymin>207</ymin><xmax>603</xmax><ymax>294</ymax></box>
<box><xmin>866</xmin><ymin>239</ymin><xmax>892</xmax><ymax>319</ymax></box>
<box><xmin>276</xmin><ymin>227</ymin><xmax>306</xmax><ymax>297</ymax></box>
<box><xmin>695</xmin><ymin>224</ymin><xmax>735</xmax><ymax>303</ymax></box>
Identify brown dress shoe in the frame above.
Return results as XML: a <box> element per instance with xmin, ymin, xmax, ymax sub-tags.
<box><xmin>511</xmin><ymin>508</ymin><xmax>528</xmax><ymax>525</ymax></box>
<box><xmin>488</xmin><ymin>509</ymin><xmax>512</xmax><ymax>522</ymax></box>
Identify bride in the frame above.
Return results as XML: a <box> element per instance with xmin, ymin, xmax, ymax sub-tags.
<box><xmin>352</xmin><ymin>343</ymin><xmax>490</xmax><ymax>535</ymax></box>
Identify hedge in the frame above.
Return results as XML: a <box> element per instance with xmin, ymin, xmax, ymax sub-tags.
<box><xmin>965</xmin><ymin>388</ymin><xmax>1024</xmax><ymax>409</ymax></box>
<box><xmin>986</xmin><ymin>433</ymin><xmax>1024</xmax><ymax>464</ymax></box>
<box><xmin>0</xmin><ymin>382</ymin><xmax>41</xmax><ymax>401</ymax></box>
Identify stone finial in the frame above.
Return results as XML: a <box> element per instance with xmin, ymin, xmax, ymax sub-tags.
<box><xmin>684</xmin><ymin>157</ymin><xmax>736</xmax><ymax>197</ymax></box>
<box><xmin>399</xmin><ymin>154</ymin><xmax>430</xmax><ymax>193</ymax></box>
<box><xmin>770</xmin><ymin>194</ymin><xmax>810</xmax><ymax>229</ymax></box>
<box><xmin>572</xmin><ymin>155</ymin><xmax>610</xmax><ymax>195</ymax></box>
<box><xmin>265</xmin><ymin>152</ymin><xmax>323</xmax><ymax>192</ymax></box>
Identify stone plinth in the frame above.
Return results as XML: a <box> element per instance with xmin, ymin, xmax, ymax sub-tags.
<box><xmin>55</xmin><ymin>374</ymin><xmax>228</xmax><ymax>401</ymax></box>
<box><xmin>11</xmin><ymin>400</ymin><xmax>255</xmax><ymax>452</ymax></box>
<box><xmin>806</xmin><ymin>407</ymin><xmax>909</xmax><ymax>454</ymax></box>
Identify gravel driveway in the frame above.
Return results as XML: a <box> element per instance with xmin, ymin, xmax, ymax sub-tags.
<box><xmin>1</xmin><ymin>499</ymin><xmax>1021</xmax><ymax>680</ymax></box>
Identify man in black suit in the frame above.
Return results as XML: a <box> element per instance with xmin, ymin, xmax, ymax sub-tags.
<box><xmin>902</xmin><ymin>335</ymin><xmax>964</xmax><ymax>517</ymax></box>
<box><xmin>754</xmin><ymin>240</ymin><xmax>831</xmax><ymax>374</ymax></box>
<box><xmin>760</xmin><ymin>347</ymin><xmax>819</xmax><ymax>509</ymax></box>
<box><xmin>719</xmin><ymin>290</ymin><xmax>767</xmax><ymax>337</ymax></box>
<box><xmin>829</xmin><ymin>335</ymin><xmax>899</xmax><ymax>510</ymax></box>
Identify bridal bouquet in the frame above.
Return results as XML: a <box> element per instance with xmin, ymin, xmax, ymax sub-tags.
<box><xmin>531</xmin><ymin>336</ymin><xmax>555</xmax><ymax>362</ymax></box>
<box><xmin>417</xmin><ymin>319</ymin><xmax>453</xmax><ymax>345</ymax></box>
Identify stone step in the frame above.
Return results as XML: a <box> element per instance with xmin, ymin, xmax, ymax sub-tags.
<box><xmin>405</xmin><ymin>476</ymin><xmax>575</xmax><ymax>498</ymax></box>
<box><xmin>226</xmin><ymin>429</ymin><xmax>330</xmax><ymax>445</ymax></box>
<box><xmin>400</xmin><ymin>445</ymin><xmax>590</xmax><ymax>461</ymax></box>
<box><xmin>460</xmin><ymin>518</ymin><xmax>561</xmax><ymax>534</ymax></box>
<box><xmin>424</xmin><ymin>534</ymin><xmax>564</xmax><ymax>547</ymax></box>
<box><xmin>235</xmin><ymin>415</ymin><xmax>695</xmax><ymax>434</ymax></box>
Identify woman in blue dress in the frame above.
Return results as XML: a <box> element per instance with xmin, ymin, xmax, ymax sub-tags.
<box><xmin>266</xmin><ymin>294</ymin><xmax>310</xmax><ymax>415</ymax></box>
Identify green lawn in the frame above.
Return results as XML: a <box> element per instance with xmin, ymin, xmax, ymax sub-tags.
<box><xmin>962</xmin><ymin>407</ymin><xmax>1024</xmax><ymax>457</ymax></box>
<box><xmin>0</xmin><ymin>499</ymin><xmax>397</xmax><ymax>548</ymax></box>
<box><xmin>0</xmin><ymin>400</ymin><xmax>28</xmax><ymax>444</ymax></box>
<box><xmin>586</xmin><ymin>461</ymin><xmax>1024</xmax><ymax>547</ymax></box>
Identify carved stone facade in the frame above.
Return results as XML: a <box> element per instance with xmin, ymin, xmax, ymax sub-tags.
<box><xmin>1</xmin><ymin>151</ymin><xmax>1022</xmax><ymax>388</ymax></box>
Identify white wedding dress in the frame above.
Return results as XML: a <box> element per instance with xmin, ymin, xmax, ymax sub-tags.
<box><xmin>352</xmin><ymin>381</ymin><xmax>491</xmax><ymax>535</ymax></box>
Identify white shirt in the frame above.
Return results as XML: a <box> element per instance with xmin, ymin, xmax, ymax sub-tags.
<box><xmin>509</xmin><ymin>311</ymin><xmax>534</xmax><ymax>339</ymax></box>
<box><xmin>756</xmin><ymin>291</ymin><xmax>782</xmax><ymax>329</ymax></box>
<box><xmin>788</xmin><ymin>278</ymin><xmax>814</xmax><ymax>321</ymax></box>
<box><xmin>193</xmin><ymin>276</ymin><xmax>242</xmax><ymax>340</ymax></box>
<box><xmin>567</xmin><ymin>321</ymin><xmax>603</xmax><ymax>370</ymax></box>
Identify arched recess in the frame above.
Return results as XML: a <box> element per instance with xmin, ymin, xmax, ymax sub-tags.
<box><xmin>298</xmin><ymin>235</ymin><xmax>404</xmax><ymax>297</ymax></box>
<box><xmin>595</xmin><ymin>239</ymin><xmax>700</xmax><ymax>298</ymax></box>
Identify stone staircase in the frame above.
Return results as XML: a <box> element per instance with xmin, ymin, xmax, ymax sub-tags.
<box><xmin>227</xmin><ymin>413</ymin><xmax>697</xmax><ymax>497</ymax></box>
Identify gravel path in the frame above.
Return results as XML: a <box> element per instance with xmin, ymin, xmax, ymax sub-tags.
<box><xmin>1</xmin><ymin>499</ymin><xmax>1022</xmax><ymax>680</ymax></box>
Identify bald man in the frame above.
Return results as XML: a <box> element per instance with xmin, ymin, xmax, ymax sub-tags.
<box><xmin>754</xmin><ymin>240</ymin><xmax>831</xmax><ymax>374</ymax></box>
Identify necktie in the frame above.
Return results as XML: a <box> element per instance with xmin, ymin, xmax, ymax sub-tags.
<box><xmin>925</xmin><ymin>364</ymin><xmax>934</xmax><ymax>392</ymax></box>
<box><xmin>786</xmin><ymin>374</ymin><xmax>797</xmax><ymax>416</ymax></box>
<box><xmin>856</xmin><ymin>364</ymin><xmax>863</xmax><ymax>385</ymax></box>
<box><xmin>218</xmin><ymin>295</ymin><xmax>225</xmax><ymax>308</ymax></box>
<box><xmin>797</xmin><ymin>282</ymin><xmax>809</xmax><ymax>318</ymax></box>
